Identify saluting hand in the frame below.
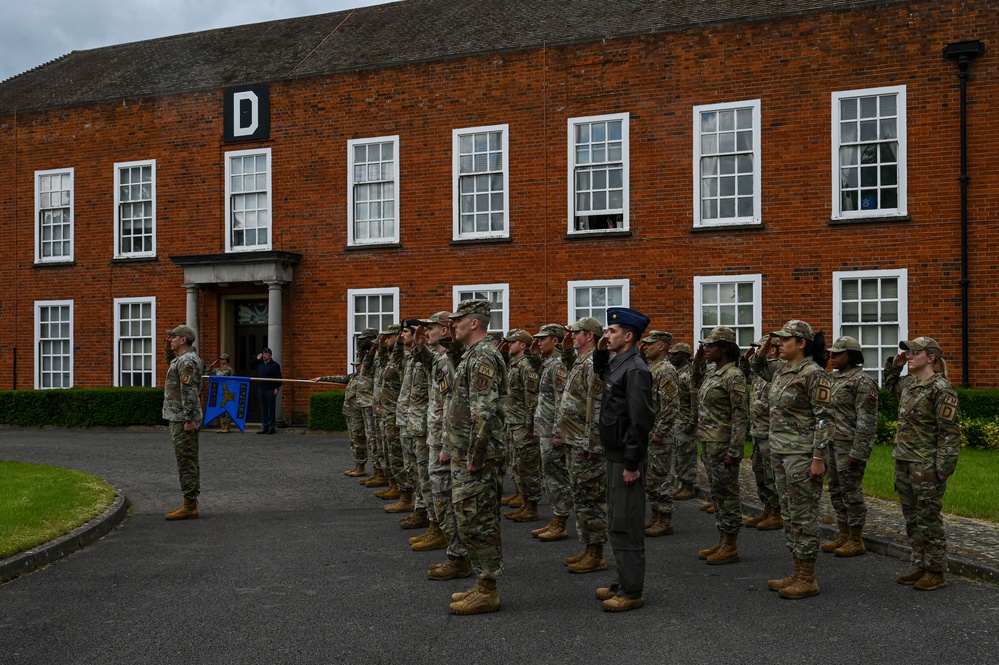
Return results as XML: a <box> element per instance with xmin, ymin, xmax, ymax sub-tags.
<box><xmin>892</xmin><ymin>351</ymin><xmax>907</xmax><ymax>368</ymax></box>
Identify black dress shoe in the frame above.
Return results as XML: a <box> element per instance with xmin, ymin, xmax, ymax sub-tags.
<box><xmin>266</xmin><ymin>430</ymin><xmax>275</xmax><ymax>435</ymax></box>
<box><xmin>256</xmin><ymin>430</ymin><xmax>267</xmax><ymax>435</ymax></box>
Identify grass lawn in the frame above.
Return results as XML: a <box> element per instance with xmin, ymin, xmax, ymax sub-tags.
<box><xmin>0</xmin><ymin>460</ymin><xmax>115</xmax><ymax>559</ymax></box>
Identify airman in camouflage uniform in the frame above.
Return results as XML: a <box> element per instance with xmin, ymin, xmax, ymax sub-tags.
<box><xmin>692</xmin><ymin>327</ymin><xmax>748</xmax><ymax>564</ymax></box>
<box><xmin>502</xmin><ymin>329</ymin><xmax>542</xmax><ymax>523</ymax></box>
<box><xmin>211</xmin><ymin>354</ymin><xmax>235</xmax><ymax>434</ymax></box>
<box><xmin>312</xmin><ymin>356</ymin><xmax>369</xmax><ymax>477</ymax></box>
<box><xmin>446</xmin><ymin>299</ymin><xmax>507</xmax><ymax>615</ymax></box>
<box><xmin>822</xmin><ymin>335</ymin><xmax>879</xmax><ymax>557</ymax></box>
<box><xmin>529</xmin><ymin>324</ymin><xmax>573</xmax><ymax>541</ymax></box>
<box><xmin>641</xmin><ymin>331</ymin><xmax>679</xmax><ymax>537</ymax></box>
<box><xmin>555</xmin><ymin>317</ymin><xmax>607</xmax><ymax>574</ymax></box>
<box><xmin>374</xmin><ymin>326</ymin><xmax>404</xmax><ymax>501</ymax></box>
<box><xmin>741</xmin><ymin>338</ymin><xmax>782</xmax><ymax>530</ymax></box>
<box><xmin>355</xmin><ymin>330</ymin><xmax>387</xmax><ymax>487</ymax></box>
<box><xmin>885</xmin><ymin>337</ymin><xmax>960</xmax><ymax>591</ymax></box>
<box><xmin>752</xmin><ymin>320</ymin><xmax>832</xmax><ymax>599</ymax></box>
<box><xmin>667</xmin><ymin>342</ymin><xmax>698</xmax><ymax>501</ymax></box>
<box><xmin>397</xmin><ymin>320</ymin><xmax>431</xmax><ymax>528</ymax></box>
<box><xmin>162</xmin><ymin>325</ymin><xmax>205</xmax><ymax>521</ymax></box>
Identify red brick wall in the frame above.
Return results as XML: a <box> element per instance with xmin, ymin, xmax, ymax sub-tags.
<box><xmin>0</xmin><ymin>0</ymin><xmax>996</xmax><ymax>422</ymax></box>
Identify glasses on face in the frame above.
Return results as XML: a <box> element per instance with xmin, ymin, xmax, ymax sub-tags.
<box><xmin>905</xmin><ymin>349</ymin><xmax>925</xmax><ymax>358</ymax></box>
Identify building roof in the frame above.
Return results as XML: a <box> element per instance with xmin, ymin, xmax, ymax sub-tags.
<box><xmin>0</xmin><ymin>0</ymin><xmax>909</xmax><ymax>113</ymax></box>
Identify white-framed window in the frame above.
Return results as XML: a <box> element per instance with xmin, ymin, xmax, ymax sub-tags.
<box><xmin>567</xmin><ymin>113</ymin><xmax>629</xmax><ymax>233</ymax></box>
<box><xmin>832</xmin><ymin>85</ymin><xmax>907</xmax><ymax>220</ymax></box>
<box><xmin>114</xmin><ymin>160</ymin><xmax>156</xmax><ymax>258</ymax></box>
<box><xmin>347</xmin><ymin>136</ymin><xmax>399</xmax><ymax>245</ymax></box>
<box><xmin>833</xmin><ymin>269</ymin><xmax>908</xmax><ymax>385</ymax></box>
<box><xmin>453</xmin><ymin>125</ymin><xmax>509</xmax><ymax>240</ymax></box>
<box><xmin>35</xmin><ymin>168</ymin><xmax>74</xmax><ymax>264</ymax></box>
<box><xmin>567</xmin><ymin>279</ymin><xmax>630</xmax><ymax>327</ymax></box>
<box><xmin>114</xmin><ymin>297</ymin><xmax>156</xmax><ymax>387</ymax></box>
<box><xmin>347</xmin><ymin>287</ymin><xmax>399</xmax><ymax>370</ymax></box>
<box><xmin>453</xmin><ymin>284</ymin><xmax>509</xmax><ymax>333</ymax></box>
<box><xmin>35</xmin><ymin>300</ymin><xmax>73</xmax><ymax>389</ymax></box>
<box><xmin>225</xmin><ymin>148</ymin><xmax>272</xmax><ymax>252</ymax></box>
<box><xmin>693</xmin><ymin>275</ymin><xmax>762</xmax><ymax>348</ymax></box>
<box><xmin>693</xmin><ymin>100</ymin><xmax>761</xmax><ymax>227</ymax></box>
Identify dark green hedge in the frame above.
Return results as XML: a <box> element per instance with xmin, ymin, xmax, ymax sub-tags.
<box><xmin>0</xmin><ymin>388</ymin><xmax>165</xmax><ymax>427</ymax></box>
<box><xmin>878</xmin><ymin>387</ymin><xmax>999</xmax><ymax>421</ymax></box>
<box><xmin>876</xmin><ymin>387</ymin><xmax>999</xmax><ymax>450</ymax></box>
<box><xmin>309</xmin><ymin>390</ymin><xmax>347</xmax><ymax>431</ymax></box>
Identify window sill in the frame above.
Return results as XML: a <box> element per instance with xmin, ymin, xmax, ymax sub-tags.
<box><xmin>449</xmin><ymin>236</ymin><xmax>513</xmax><ymax>247</ymax></box>
<box><xmin>564</xmin><ymin>229</ymin><xmax>633</xmax><ymax>240</ymax></box>
<box><xmin>112</xmin><ymin>255</ymin><xmax>158</xmax><ymax>264</ymax></box>
<box><xmin>344</xmin><ymin>242</ymin><xmax>402</xmax><ymax>252</ymax></box>
<box><xmin>33</xmin><ymin>260</ymin><xmax>75</xmax><ymax>268</ymax></box>
<box><xmin>828</xmin><ymin>215</ymin><xmax>910</xmax><ymax>226</ymax></box>
<box><xmin>690</xmin><ymin>222</ymin><xmax>764</xmax><ymax>233</ymax></box>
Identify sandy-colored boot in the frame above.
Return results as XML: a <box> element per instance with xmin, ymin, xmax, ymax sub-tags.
<box><xmin>645</xmin><ymin>513</ymin><xmax>674</xmax><ymax>537</ymax></box>
<box><xmin>896</xmin><ymin>567</ymin><xmax>926</xmax><ymax>585</ymax></box>
<box><xmin>755</xmin><ymin>504</ymin><xmax>784</xmax><ymax>531</ymax></box>
<box><xmin>531</xmin><ymin>516</ymin><xmax>557</xmax><ymax>538</ymax></box>
<box><xmin>563</xmin><ymin>546</ymin><xmax>589</xmax><ymax>565</ymax></box>
<box><xmin>344</xmin><ymin>463</ymin><xmax>367</xmax><ymax>477</ymax></box>
<box><xmin>645</xmin><ymin>510</ymin><xmax>661</xmax><ymax>529</ymax></box>
<box><xmin>430</xmin><ymin>556</ymin><xmax>473</xmax><ymax>581</ymax></box>
<box><xmin>567</xmin><ymin>544</ymin><xmax>607</xmax><ymax>574</ymax></box>
<box><xmin>537</xmin><ymin>515</ymin><xmax>569</xmax><ymax>542</ymax></box>
<box><xmin>779</xmin><ymin>559</ymin><xmax>820</xmax><ymax>599</ymax></box>
<box><xmin>165</xmin><ymin>498</ymin><xmax>199</xmax><ymax>521</ymax></box>
<box><xmin>374</xmin><ymin>479</ymin><xmax>398</xmax><ymax>498</ymax></box>
<box><xmin>913</xmin><ymin>571</ymin><xmax>948</xmax><ymax>591</ymax></box>
<box><xmin>674</xmin><ymin>483</ymin><xmax>696</xmax><ymax>501</ymax></box>
<box><xmin>698</xmin><ymin>534</ymin><xmax>723</xmax><ymax>560</ymax></box>
<box><xmin>509</xmin><ymin>500</ymin><xmax>540</xmax><ymax>522</ymax></box>
<box><xmin>834</xmin><ymin>525</ymin><xmax>867</xmax><ymax>557</ymax></box>
<box><xmin>449</xmin><ymin>578</ymin><xmax>501</xmax><ymax>615</ymax></box>
<box><xmin>500</xmin><ymin>490</ymin><xmax>521</xmax><ymax>507</ymax></box>
<box><xmin>399</xmin><ymin>508</ymin><xmax>429</xmax><ymax>529</ymax></box>
<box><xmin>768</xmin><ymin>557</ymin><xmax>800</xmax><ymax>591</ymax></box>
<box><xmin>384</xmin><ymin>490</ymin><xmax>414</xmax><ymax>513</ymax></box>
<box><xmin>363</xmin><ymin>469</ymin><xmax>389</xmax><ymax>487</ymax></box>
<box><xmin>706</xmin><ymin>531</ymin><xmax>740</xmax><ymax>565</ymax></box>
<box><xmin>412</xmin><ymin>522</ymin><xmax>447</xmax><ymax>551</ymax></box>
<box><xmin>822</xmin><ymin>522</ymin><xmax>850</xmax><ymax>553</ymax></box>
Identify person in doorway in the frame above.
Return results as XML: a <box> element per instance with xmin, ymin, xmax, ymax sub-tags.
<box><xmin>251</xmin><ymin>347</ymin><xmax>281</xmax><ymax>434</ymax></box>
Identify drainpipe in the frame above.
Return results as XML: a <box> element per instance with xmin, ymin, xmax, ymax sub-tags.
<box><xmin>943</xmin><ymin>40</ymin><xmax>985</xmax><ymax>389</ymax></box>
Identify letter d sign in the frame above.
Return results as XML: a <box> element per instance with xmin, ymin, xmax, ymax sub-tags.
<box><xmin>223</xmin><ymin>85</ymin><xmax>270</xmax><ymax>142</ymax></box>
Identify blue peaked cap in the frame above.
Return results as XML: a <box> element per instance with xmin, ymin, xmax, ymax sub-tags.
<box><xmin>606</xmin><ymin>307</ymin><xmax>651</xmax><ymax>335</ymax></box>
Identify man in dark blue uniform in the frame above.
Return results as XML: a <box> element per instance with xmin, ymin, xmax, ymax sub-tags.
<box><xmin>251</xmin><ymin>347</ymin><xmax>282</xmax><ymax>434</ymax></box>
<box><xmin>593</xmin><ymin>307</ymin><xmax>654</xmax><ymax>612</ymax></box>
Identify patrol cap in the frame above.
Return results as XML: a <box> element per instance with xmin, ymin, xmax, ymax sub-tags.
<box><xmin>449</xmin><ymin>299</ymin><xmax>492</xmax><ymax>319</ymax></box>
<box><xmin>900</xmin><ymin>337</ymin><xmax>943</xmax><ymax>356</ymax></box>
<box><xmin>669</xmin><ymin>342</ymin><xmax>693</xmax><ymax>355</ymax></box>
<box><xmin>607</xmin><ymin>307</ymin><xmax>651</xmax><ymax>335</ymax></box>
<box><xmin>771</xmin><ymin>319</ymin><xmax>815</xmax><ymax>341</ymax></box>
<box><xmin>568</xmin><ymin>317</ymin><xmax>603</xmax><ymax>336</ymax></box>
<box><xmin>504</xmin><ymin>329</ymin><xmax>533</xmax><ymax>345</ymax></box>
<box><xmin>641</xmin><ymin>330</ymin><xmax>673</xmax><ymax>345</ymax></box>
<box><xmin>421</xmin><ymin>312</ymin><xmax>451</xmax><ymax>326</ymax></box>
<box><xmin>752</xmin><ymin>336</ymin><xmax>769</xmax><ymax>348</ymax></box>
<box><xmin>401</xmin><ymin>319</ymin><xmax>422</xmax><ymax>331</ymax></box>
<box><xmin>534</xmin><ymin>324</ymin><xmax>567</xmax><ymax>339</ymax></box>
<box><xmin>382</xmin><ymin>324</ymin><xmax>401</xmax><ymax>335</ymax></box>
<box><xmin>219</xmin><ymin>353</ymin><xmax>230</xmax><ymax>360</ymax></box>
<box><xmin>261</xmin><ymin>347</ymin><xmax>272</xmax><ymax>354</ymax></box>
<box><xmin>700</xmin><ymin>326</ymin><xmax>737</xmax><ymax>345</ymax></box>
<box><xmin>488</xmin><ymin>331</ymin><xmax>504</xmax><ymax>343</ymax></box>
<box><xmin>829</xmin><ymin>336</ymin><xmax>862</xmax><ymax>353</ymax></box>
<box><xmin>165</xmin><ymin>325</ymin><xmax>196</xmax><ymax>344</ymax></box>
<box><xmin>358</xmin><ymin>327</ymin><xmax>379</xmax><ymax>339</ymax></box>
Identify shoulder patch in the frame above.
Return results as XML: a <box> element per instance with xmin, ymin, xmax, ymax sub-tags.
<box><xmin>591</xmin><ymin>377</ymin><xmax>603</xmax><ymax>396</ymax></box>
<box><xmin>525</xmin><ymin>371</ymin><xmax>540</xmax><ymax>393</ymax></box>
<box><xmin>439</xmin><ymin>374</ymin><xmax>451</xmax><ymax>395</ymax></box>
<box><xmin>731</xmin><ymin>381</ymin><xmax>747</xmax><ymax>406</ymax></box>
<box><xmin>939</xmin><ymin>392</ymin><xmax>959</xmax><ymax>423</ymax></box>
<box><xmin>553</xmin><ymin>366</ymin><xmax>568</xmax><ymax>391</ymax></box>
<box><xmin>814</xmin><ymin>375</ymin><xmax>833</xmax><ymax>405</ymax></box>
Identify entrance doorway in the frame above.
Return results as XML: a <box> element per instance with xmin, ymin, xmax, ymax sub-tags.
<box><xmin>233</xmin><ymin>299</ymin><xmax>268</xmax><ymax>425</ymax></box>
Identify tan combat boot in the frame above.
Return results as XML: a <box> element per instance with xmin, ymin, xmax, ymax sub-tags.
<box><xmin>165</xmin><ymin>498</ymin><xmax>199</xmax><ymax>521</ymax></box>
<box><xmin>706</xmin><ymin>531</ymin><xmax>740</xmax><ymax>565</ymax></box>
<box><xmin>412</xmin><ymin>522</ymin><xmax>447</xmax><ymax>551</ymax></box>
<box><xmin>374</xmin><ymin>479</ymin><xmax>398</xmax><ymax>498</ymax></box>
<box><xmin>503</xmin><ymin>503</ymin><xmax>527</xmax><ymax>520</ymax></box>
<box><xmin>538</xmin><ymin>515</ymin><xmax>569</xmax><ymax>542</ymax></box>
<box><xmin>364</xmin><ymin>469</ymin><xmax>389</xmax><ymax>487</ymax></box>
<box><xmin>745</xmin><ymin>505</ymin><xmax>771</xmax><ymax>528</ymax></box>
<box><xmin>500</xmin><ymin>490</ymin><xmax>521</xmax><ymax>507</ymax></box>
<box><xmin>218</xmin><ymin>422</ymin><xmax>230</xmax><ymax>434</ymax></box>
<box><xmin>602</xmin><ymin>595</ymin><xmax>645</xmax><ymax>612</ymax></box>
<box><xmin>699</xmin><ymin>501</ymin><xmax>716</xmax><ymax>514</ymax></box>
<box><xmin>674</xmin><ymin>483</ymin><xmax>696</xmax><ymax>501</ymax></box>
<box><xmin>595</xmin><ymin>587</ymin><xmax>618</xmax><ymax>601</ymax></box>
<box><xmin>384</xmin><ymin>490</ymin><xmax>414</xmax><ymax>513</ymax></box>
<box><xmin>834</xmin><ymin>525</ymin><xmax>866</xmax><ymax>557</ymax></box>
<box><xmin>563</xmin><ymin>547</ymin><xmax>589</xmax><ymax>565</ymax></box>
<box><xmin>767</xmin><ymin>557</ymin><xmax>800</xmax><ymax>591</ymax></box>
<box><xmin>567</xmin><ymin>544</ymin><xmax>607</xmax><ymax>574</ymax></box>
<box><xmin>429</xmin><ymin>556</ymin><xmax>473</xmax><ymax>581</ymax></box>
<box><xmin>399</xmin><ymin>509</ymin><xmax>429</xmax><ymax>529</ymax></box>
<box><xmin>409</xmin><ymin>527</ymin><xmax>432</xmax><ymax>545</ymax></box>
<box><xmin>821</xmin><ymin>521</ymin><xmax>850</xmax><ymax>553</ymax></box>
<box><xmin>698</xmin><ymin>533</ymin><xmax>723</xmax><ymax>560</ymax></box>
<box><xmin>755</xmin><ymin>504</ymin><xmax>784</xmax><ymax>531</ymax></box>
<box><xmin>509</xmin><ymin>500</ymin><xmax>540</xmax><ymax>522</ymax></box>
<box><xmin>450</xmin><ymin>578</ymin><xmax>501</xmax><ymax>615</ymax></box>
<box><xmin>344</xmin><ymin>463</ymin><xmax>367</xmax><ymax>477</ymax></box>
<box><xmin>645</xmin><ymin>510</ymin><xmax>661</xmax><ymax>529</ymax></box>
<box><xmin>779</xmin><ymin>559</ymin><xmax>820</xmax><ymax>599</ymax></box>
<box><xmin>896</xmin><ymin>567</ymin><xmax>926</xmax><ymax>585</ymax></box>
<box><xmin>913</xmin><ymin>571</ymin><xmax>948</xmax><ymax>591</ymax></box>
<box><xmin>645</xmin><ymin>513</ymin><xmax>674</xmax><ymax>537</ymax></box>
<box><xmin>531</xmin><ymin>516</ymin><xmax>557</xmax><ymax>537</ymax></box>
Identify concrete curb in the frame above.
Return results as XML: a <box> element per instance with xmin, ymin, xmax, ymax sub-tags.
<box><xmin>694</xmin><ymin>485</ymin><xmax>999</xmax><ymax>584</ymax></box>
<box><xmin>0</xmin><ymin>489</ymin><xmax>128</xmax><ymax>585</ymax></box>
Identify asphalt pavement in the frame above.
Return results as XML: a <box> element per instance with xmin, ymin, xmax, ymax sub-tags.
<box><xmin>2</xmin><ymin>427</ymin><xmax>998</xmax><ymax>665</ymax></box>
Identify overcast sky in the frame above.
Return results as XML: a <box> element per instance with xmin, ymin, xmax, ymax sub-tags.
<box><xmin>0</xmin><ymin>0</ymin><xmax>391</xmax><ymax>81</ymax></box>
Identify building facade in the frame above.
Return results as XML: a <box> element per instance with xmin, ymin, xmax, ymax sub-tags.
<box><xmin>0</xmin><ymin>0</ymin><xmax>996</xmax><ymax>424</ymax></box>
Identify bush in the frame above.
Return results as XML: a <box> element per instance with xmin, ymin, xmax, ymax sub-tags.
<box><xmin>955</xmin><ymin>388</ymin><xmax>999</xmax><ymax>420</ymax></box>
<box><xmin>876</xmin><ymin>386</ymin><xmax>999</xmax><ymax>451</ymax></box>
<box><xmin>875</xmin><ymin>413</ymin><xmax>897</xmax><ymax>447</ymax></box>
<box><xmin>960</xmin><ymin>417</ymin><xmax>999</xmax><ymax>451</ymax></box>
<box><xmin>0</xmin><ymin>388</ymin><xmax>165</xmax><ymax>427</ymax></box>
<box><xmin>309</xmin><ymin>390</ymin><xmax>347</xmax><ymax>431</ymax></box>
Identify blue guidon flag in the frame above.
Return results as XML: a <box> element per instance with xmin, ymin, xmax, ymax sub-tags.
<box><xmin>204</xmin><ymin>376</ymin><xmax>251</xmax><ymax>432</ymax></box>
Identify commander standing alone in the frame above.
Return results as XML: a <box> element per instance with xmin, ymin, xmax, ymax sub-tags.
<box><xmin>162</xmin><ymin>325</ymin><xmax>206</xmax><ymax>521</ymax></box>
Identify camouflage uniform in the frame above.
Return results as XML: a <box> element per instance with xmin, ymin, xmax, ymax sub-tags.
<box><xmin>354</xmin><ymin>346</ymin><xmax>381</xmax><ymax>474</ymax></box>
<box><xmin>396</xmin><ymin>345</ymin><xmax>418</xmax><ymax>494</ymax></box>
<box><xmin>693</xmin><ymin>360</ymin><xmax>748</xmax><ymax>535</ymax></box>
<box><xmin>741</xmin><ymin>354</ymin><xmax>779</xmax><ymax>510</ymax></box>
<box><xmin>751</xmin><ymin>354</ymin><xmax>832</xmax><ymax>561</ymax></box>
<box><xmin>405</xmin><ymin>345</ymin><xmax>432</xmax><ymax>511</ymax></box>
<box><xmin>377</xmin><ymin>340</ymin><xmax>405</xmax><ymax>484</ymax></box>
<box><xmin>504</xmin><ymin>350</ymin><xmax>541</xmax><ymax>503</ymax></box>
<box><xmin>646</xmin><ymin>356</ymin><xmax>679</xmax><ymax>518</ymax></box>
<box><xmin>884</xmin><ymin>354</ymin><xmax>960</xmax><ymax>574</ymax></box>
<box><xmin>827</xmin><ymin>365</ymin><xmax>879</xmax><ymax>527</ymax></box>
<box><xmin>319</xmin><ymin>372</ymin><xmax>367</xmax><ymax>466</ymax></box>
<box><xmin>669</xmin><ymin>359</ymin><xmax>698</xmax><ymax>490</ymax></box>
<box><xmin>163</xmin><ymin>347</ymin><xmax>206</xmax><ymax>499</ymax></box>
<box><xmin>534</xmin><ymin>344</ymin><xmax>573</xmax><ymax>517</ymax></box>
<box><xmin>447</xmin><ymin>335</ymin><xmax>508</xmax><ymax>581</ymax></box>
<box><xmin>556</xmin><ymin>347</ymin><xmax>606</xmax><ymax>546</ymax></box>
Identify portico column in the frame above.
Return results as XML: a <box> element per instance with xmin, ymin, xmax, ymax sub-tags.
<box><xmin>266</xmin><ymin>281</ymin><xmax>285</xmax><ymax>423</ymax></box>
<box><xmin>182</xmin><ymin>283</ymin><xmax>200</xmax><ymax>348</ymax></box>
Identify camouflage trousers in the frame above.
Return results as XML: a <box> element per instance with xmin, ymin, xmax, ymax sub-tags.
<box><xmin>826</xmin><ymin>442</ymin><xmax>868</xmax><ymax>527</ymax></box>
<box><xmin>703</xmin><ymin>444</ymin><xmax>742</xmax><ymax>534</ymax></box>
<box><xmin>344</xmin><ymin>407</ymin><xmax>367</xmax><ymax>465</ymax></box>
<box><xmin>669</xmin><ymin>421</ymin><xmax>698</xmax><ymax>488</ymax></box>
<box><xmin>361</xmin><ymin>407</ymin><xmax>382</xmax><ymax>472</ymax></box>
<box><xmin>398</xmin><ymin>432</ymin><xmax>417</xmax><ymax>494</ymax></box>
<box><xmin>508</xmin><ymin>426</ymin><xmax>542</xmax><ymax>503</ymax></box>
<box><xmin>606</xmin><ymin>460</ymin><xmax>646</xmax><ymax>598</ymax></box>
<box><xmin>772</xmin><ymin>452</ymin><xmax>823</xmax><ymax>561</ymax></box>
<box><xmin>451</xmin><ymin>456</ymin><xmax>504</xmax><ymax>580</ymax></box>
<box><xmin>645</xmin><ymin>434</ymin><xmax>675</xmax><ymax>516</ymax></box>
<box><xmin>170</xmin><ymin>421</ymin><xmax>200</xmax><ymax>499</ymax></box>
<box><xmin>412</xmin><ymin>434</ymin><xmax>431</xmax><ymax>512</ymax></box>
<box><xmin>894</xmin><ymin>460</ymin><xmax>949</xmax><ymax>573</ymax></box>
<box><xmin>377</xmin><ymin>411</ymin><xmax>400</xmax><ymax>482</ymax></box>
<box><xmin>567</xmin><ymin>446</ymin><xmax>607</xmax><ymax>545</ymax></box>
<box><xmin>429</xmin><ymin>435</ymin><xmax>466</xmax><ymax>558</ymax></box>
<box><xmin>750</xmin><ymin>435</ymin><xmax>779</xmax><ymax>509</ymax></box>
<box><xmin>540</xmin><ymin>436</ymin><xmax>572</xmax><ymax>517</ymax></box>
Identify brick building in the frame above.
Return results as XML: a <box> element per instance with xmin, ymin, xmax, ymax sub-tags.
<box><xmin>0</xmin><ymin>0</ymin><xmax>996</xmax><ymax>425</ymax></box>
